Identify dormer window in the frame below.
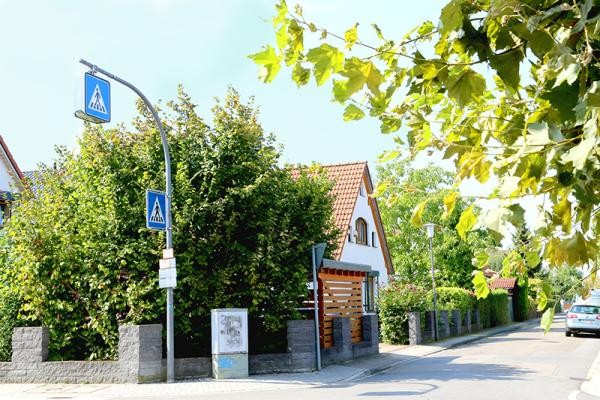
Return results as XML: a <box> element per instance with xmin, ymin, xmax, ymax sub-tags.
<box><xmin>355</xmin><ymin>218</ymin><xmax>368</xmax><ymax>245</ymax></box>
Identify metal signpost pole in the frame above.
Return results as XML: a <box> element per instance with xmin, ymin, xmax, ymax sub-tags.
<box><xmin>79</xmin><ymin>59</ymin><xmax>175</xmax><ymax>382</ymax></box>
<box><xmin>429</xmin><ymin>236</ymin><xmax>439</xmax><ymax>341</ymax></box>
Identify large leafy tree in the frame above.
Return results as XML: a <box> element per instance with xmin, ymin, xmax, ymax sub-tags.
<box><xmin>252</xmin><ymin>0</ymin><xmax>600</xmax><ymax>327</ymax></box>
<box><xmin>4</xmin><ymin>88</ymin><xmax>336</xmax><ymax>359</ymax></box>
<box><xmin>378</xmin><ymin>160</ymin><xmax>495</xmax><ymax>289</ymax></box>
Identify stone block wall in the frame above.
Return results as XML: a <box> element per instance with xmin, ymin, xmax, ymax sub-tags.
<box><xmin>0</xmin><ymin>315</ymin><xmax>379</xmax><ymax>383</ymax></box>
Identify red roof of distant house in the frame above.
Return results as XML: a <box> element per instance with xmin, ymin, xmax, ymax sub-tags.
<box><xmin>489</xmin><ymin>277</ymin><xmax>517</xmax><ymax>290</ymax></box>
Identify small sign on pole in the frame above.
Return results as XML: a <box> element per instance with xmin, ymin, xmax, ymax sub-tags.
<box><xmin>146</xmin><ymin>189</ymin><xmax>167</xmax><ymax>231</ymax></box>
<box><xmin>159</xmin><ymin>267</ymin><xmax>177</xmax><ymax>288</ymax></box>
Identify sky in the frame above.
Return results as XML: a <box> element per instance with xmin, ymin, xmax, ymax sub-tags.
<box><xmin>0</xmin><ymin>0</ymin><xmax>443</xmax><ymax>175</ymax></box>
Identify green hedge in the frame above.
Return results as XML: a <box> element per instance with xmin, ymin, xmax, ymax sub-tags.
<box><xmin>513</xmin><ymin>283</ymin><xmax>530</xmax><ymax>322</ymax></box>
<box><xmin>432</xmin><ymin>287</ymin><xmax>475</xmax><ymax>315</ymax></box>
<box><xmin>378</xmin><ymin>282</ymin><xmax>428</xmax><ymax>344</ymax></box>
<box><xmin>0</xmin><ymin>287</ymin><xmax>21</xmax><ymax>361</ymax></box>
<box><xmin>489</xmin><ymin>289</ymin><xmax>510</xmax><ymax>326</ymax></box>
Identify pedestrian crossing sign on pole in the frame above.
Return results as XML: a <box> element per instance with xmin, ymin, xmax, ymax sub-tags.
<box><xmin>84</xmin><ymin>72</ymin><xmax>111</xmax><ymax>123</ymax></box>
<box><xmin>146</xmin><ymin>189</ymin><xmax>167</xmax><ymax>231</ymax></box>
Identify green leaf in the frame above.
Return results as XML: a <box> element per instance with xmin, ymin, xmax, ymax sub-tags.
<box><xmin>456</xmin><ymin>204</ymin><xmax>476</xmax><ymax>240</ymax></box>
<box><xmin>249</xmin><ymin>46</ymin><xmax>282</xmax><ymax>83</ymax></box>
<box><xmin>410</xmin><ymin>200</ymin><xmax>428</xmax><ymax>227</ymax></box>
<box><xmin>540</xmin><ymin>82</ymin><xmax>578</xmax><ymax>121</ymax></box>
<box><xmin>446</xmin><ymin>69</ymin><xmax>486</xmax><ymax>107</ymax></box>
<box><xmin>380</xmin><ymin>115</ymin><xmax>402</xmax><ymax>133</ymax></box>
<box><xmin>334</xmin><ymin>58</ymin><xmax>383</xmax><ymax>102</ymax></box>
<box><xmin>472</xmin><ymin>270</ymin><xmax>490</xmax><ymax>299</ymax></box>
<box><xmin>561</xmin><ymin>137</ymin><xmax>596</xmax><ymax>170</ymax></box>
<box><xmin>440</xmin><ymin>0</ymin><xmax>464</xmax><ymax>34</ymax></box>
<box><xmin>344</xmin><ymin>23</ymin><xmax>359</xmax><ymax>50</ymax></box>
<box><xmin>421</xmin><ymin>63</ymin><xmax>438</xmax><ymax>80</ymax></box>
<box><xmin>441</xmin><ymin>191</ymin><xmax>458</xmax><ymax>220</ymax></box>
<box><xmin>306</xmin><ymin>44</ymin><xmax>344</xmax><ymax>86</ymax></box>
<box><xmin>554</xmin><ymin>56</ymin><xmax>581</xmax><ymax>87</ymax></box>
<box><xmin>417</xmin><ymin>20</ymin><xmax>435</xmax><ymax>36</ymax></box>
<box><xmin>529</xmin><ymin>30</ymin><xmax>554</xmax><ymax>58</ymax></box>
<box><xmin>472</xmin><ymin>251</ymin><xmax>489</xmax><ymax>269</ymax></box>
<box><xmin>273</xmin><ymin>0</ymin><xmax>288</xmax><ymax>26</ymax></box>
<box><xmin>540</xmin><ymin>307</ymin><xmax>555</xmax><ymax>334</ymax></box>
<box><xmin>342</xmin><ymin>104</ymin><xmax>365</xmax><ymax>121</ymax></box>
<box><xmin>489</xmin><ymin>48</ymin><xmax>523</xmax><ymax>91</ymax></box>
<box><xmin>292</xmin><ymin>62</ymin><xmax>310</xmax><ymax>86</ymax></box>
<box><xmin>377</xmin><ymin>150</ymin><xmax>400</xmax><ymax>163</ymax></box>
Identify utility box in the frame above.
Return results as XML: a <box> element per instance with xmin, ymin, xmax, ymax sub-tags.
<box><xmin>211</xmin><ymin>309</ymin><xmax>248</xmax><ymax>379</ymax></box>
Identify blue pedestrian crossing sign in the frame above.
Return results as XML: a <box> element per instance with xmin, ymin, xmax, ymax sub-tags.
<box><xmin>84</xmin><ymin>73</ymin><xmax>111</xmax><ymax>123</ymax></box>
<box><xmin>146</xmin><ymin>189</ymin><xmax>167</xmax><ymax>230</ymax></box>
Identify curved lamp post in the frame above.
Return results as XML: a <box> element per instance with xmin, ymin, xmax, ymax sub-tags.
<box><xmin>424</xmin><ymin>223</ymin><xmax>438</xmax><ymax>341</ymax></box>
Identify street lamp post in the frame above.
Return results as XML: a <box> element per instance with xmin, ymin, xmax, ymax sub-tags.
<box><xmin>77</xmin><ymin>59</ymin><xmax>176</xmax><ymax>382</ymax></box>
<box><xmin>424</xmin><ymin>223</ymin><xmax>438</xmax><ymax>341</ymax></box>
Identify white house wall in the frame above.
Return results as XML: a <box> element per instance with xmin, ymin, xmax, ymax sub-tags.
<box><xmin>0</xmin><ymin>149</ymin><xmax>19</xmax><ymax>192</ymax></box>
<box><xmin>339</xmin><ymin>182</ymin><xmax>388</xmax><ymax>287</ymax></box>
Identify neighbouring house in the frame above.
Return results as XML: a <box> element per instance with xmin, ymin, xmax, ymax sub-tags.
<box><xmin>294</xmin><ymin>161</ymin><xmax>393</xmax><ymax>350</ymax></box>
<box><xmin>0</xmin><ymin>135</ymin><xmax>25</xmax><ymax>226</ymax></box>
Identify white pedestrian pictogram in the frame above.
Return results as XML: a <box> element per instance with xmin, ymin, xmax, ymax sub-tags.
<box><xmin>88</xmin><ymin>84</ymin><xmax>107</xmax><ymax>114</ymax></box>
<box><xmin>150</xmin><ymin>198</ymin><xmax>165</xmax><ymax>224</ymax></box>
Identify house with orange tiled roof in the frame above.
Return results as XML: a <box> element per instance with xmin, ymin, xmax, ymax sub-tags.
<box><xmin>294</xmin><ymin>161</ymin><xmax>393</xmax><ymax>305</ymax></box>
<box><xmin>293</xmin><ymin>161</ymin><xmax>392</xmax><ymax>352</ymax></box>
<box><xmin>321</xmin><ymin>161</ymin><xmax>393</xmax><ymax>282</ymax></box>
<box><xmin>0</xmin><ymin>135</ymin><xmax>24</xmax><ymax>226</ymax></box>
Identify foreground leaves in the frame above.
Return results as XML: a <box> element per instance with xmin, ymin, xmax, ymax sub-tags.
<box><xmin>253</xmin><ymin>1</ymin><xmax>600</xmax><ymax>315</ymax></box>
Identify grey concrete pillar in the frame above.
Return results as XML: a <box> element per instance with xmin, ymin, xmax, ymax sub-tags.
<box><xmin>438</xmin><ymin>311</ymin><xmax>450</xmax><ymax>339</ymax></box>
<box><xmin>118</xmin><ymin>324</ymin><xmax>163</xmax><ymax>383</ymax></box>
<box><xmin>12</xmin><ymin>327</ymin><xmax>48</xmax><ymax>363</ymax></box>
<box><xmin>464</xmin><ymin>309</ymin><xmax>472</xmax><ymax>333</ymax></box>
<box><xmin>423</xmin><ymin>311</ymin><xmax>435</xmax><ymax>342</ymax></box>
<box><xmin>287</xmin><ymin>320</ymin><xmax>316</xmax><ymax>371</ymax></box>
<box><xmin>408</xmin><ymin>312</ymin><xmax>422</xmax><ymax>345</ymax></box>
<box><xmin>362</xmin><ymin>314</ymin><xmax>379</xmax><ymax>353</ymax></box>
<box><xmin>332</xmin><ymin>317</ymin><xmax>352</xmax><ymax>362</ymax></box>
<box><xmin>473</xmin><ymin>309</ymin><xmax>482</xmax><ymax>331</ymax></box>
<box><xmin>450</xmin><ymin>310</ymin><xmax>461</xmax><ymax>336</ymax></box>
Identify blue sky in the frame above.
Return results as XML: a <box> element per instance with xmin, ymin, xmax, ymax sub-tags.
<box><xmin>0</xmin><ymin>0</ymin><xmax>443</xmax><ymax>173</ymax></box>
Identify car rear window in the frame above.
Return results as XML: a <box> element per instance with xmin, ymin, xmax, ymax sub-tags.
<box><xmin>571</xmin><ymin>305</ymin><xmax>600</xmax><ymax>314</ymax></box>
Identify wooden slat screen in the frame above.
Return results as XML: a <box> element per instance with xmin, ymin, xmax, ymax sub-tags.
<box><xmin>319</xmin><ymin>269</ymin><xmax>365</xmax><ymax>348</ymax></box>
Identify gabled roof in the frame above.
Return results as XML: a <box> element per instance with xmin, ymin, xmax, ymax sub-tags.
<box><xmin>0</xmin><ymin>135</ymin><xmax>24</xmax><ymax>188</ymax></box>
<box><xmin>292</xmin><ymin>161</ymin><xmax>393</xmax><ymax>275</ymax></box>
<box><xmin>489</xmin><ymin>277</ymin><xmax>517</xmax><ymax>290</ymax></box>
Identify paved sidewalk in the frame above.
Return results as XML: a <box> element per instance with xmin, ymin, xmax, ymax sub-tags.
<box><xmin>0</xmin><ymin>319</ymin><xmax>541</xmax><ymax>400</ymax></box>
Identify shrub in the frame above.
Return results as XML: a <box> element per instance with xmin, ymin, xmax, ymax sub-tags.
<box><xmin>513</xmin><ymin>283</ymin><xmax>530</xmax><ymax>322</ymax></box>
<box><xmin>489</xmin><ymin>289</ymin><xmax>509</xmax><ymax>326</ymax></box>
<box><xmin>431</xmin><ymin>287</ymin><xmax>475</xmax><ymax>316</ymax></box>
<box><xmin>378</xmin><ymin>282</ymin><xmax>428</xmax><ymax>344</ymax></box>
<box><xmin>0</xmin><ymin>287</ymin><xmax>20</xmax><ymax>361</ymax></box>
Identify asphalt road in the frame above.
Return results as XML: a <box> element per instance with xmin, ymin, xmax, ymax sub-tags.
<box><xmin>172</xmin><ymin>315</ymin><xmax>600</xmax><ymax>400</ymax></box>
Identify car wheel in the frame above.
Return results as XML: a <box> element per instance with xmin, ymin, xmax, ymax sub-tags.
<box><xmin>566</xmin><ymin>331</ymin><xmax>572</xmax><ymax>337</ymax></box>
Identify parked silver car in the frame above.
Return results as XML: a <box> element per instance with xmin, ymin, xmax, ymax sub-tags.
<box><xmin>565</xmin><ymin>304</ymin><xmax>600</xmax><ymax>337</ymax></box>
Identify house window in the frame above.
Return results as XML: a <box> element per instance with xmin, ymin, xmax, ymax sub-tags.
<box><xmin>359</xmin><ymin>183</ymin><xmax>366</xmax><ymax>197</ymax></box>
<box><xmin>364</xmin><ymin>275</ymin><xmax>376</xmax><ymax>313</ymax></box>
<box><xmin>348</xmin><ymin>224</ymin><xmax>352</xmax><ymax>242</ymax></box>
<box><xmin>371</xmin><ymin>232</ymin><xmax>377</xmax><ymax>247</ymax></box>
<box><xmin>355</xmin><ymin>218</ymin><xmax>368</xmax><ymax>245</ymax></box>
<box><xmin>0</xmin><ymin>203</ymin><xmax>9</xmax><ymax>227</ymax></box>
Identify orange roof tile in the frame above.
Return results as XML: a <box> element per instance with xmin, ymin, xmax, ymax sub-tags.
<box><xmin>489</xmin><ymin>277</ymin><xmax>517</xmax><ymax>290</ymax></box>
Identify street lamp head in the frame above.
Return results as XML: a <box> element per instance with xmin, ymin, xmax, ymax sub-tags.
<box><xmin>424</xmin><ymin>223</ymin><xmax>436</xmax><ymax>239</ymax></box>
